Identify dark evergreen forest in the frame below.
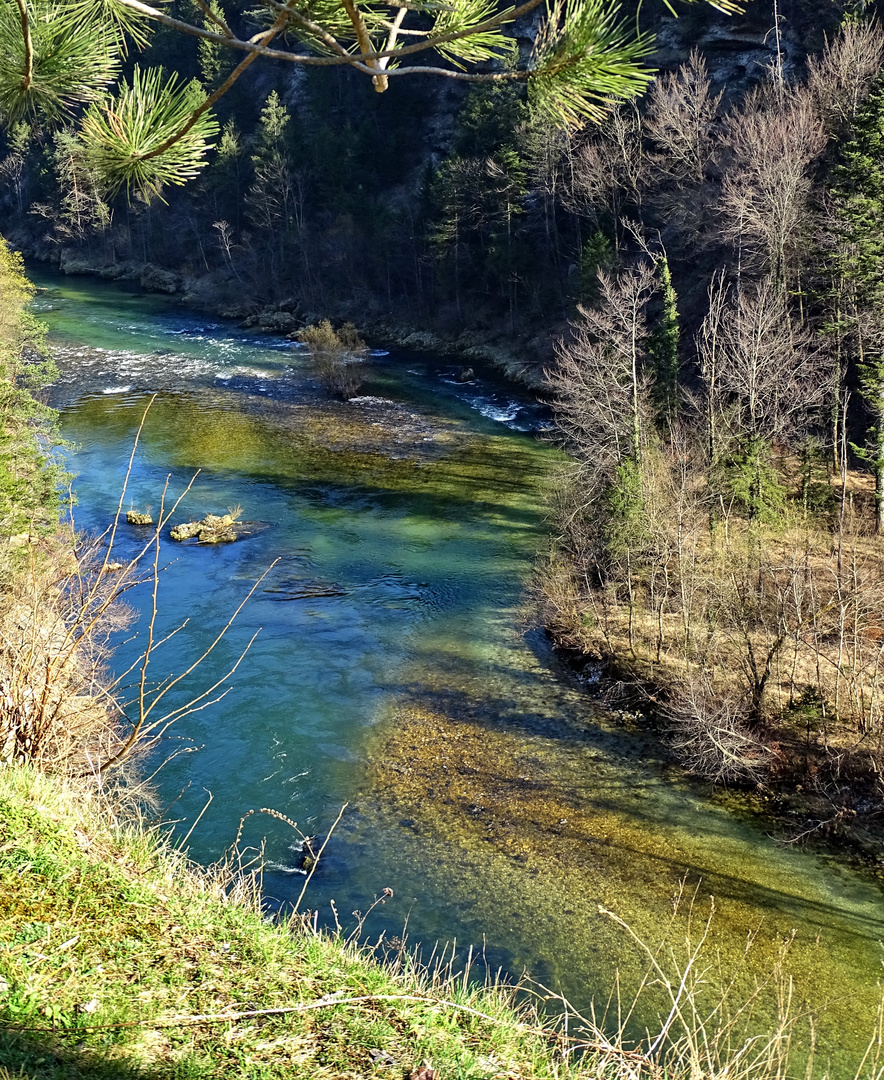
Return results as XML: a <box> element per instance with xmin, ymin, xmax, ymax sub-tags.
<box><xmin>0</xmin><ymin>0</ymin><xmax>842</xmax><ymax>370</ymax></box>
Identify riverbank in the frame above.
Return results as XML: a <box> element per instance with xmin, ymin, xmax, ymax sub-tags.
<box><xmin>535</xmin><ymin>461</ymin><xmax>884</xmax><ymax>874</ymax></box>
<box><xmin>21</xmin><ymin>248</ymin><xmax>550</xmax><ymax>389</ymax></box>
<box><xmin>565</xmin><ymin>644</ymin><xmax>884</xmax><ymax>879</ymax></box>
<box><xmin>0</xmin><ymin>763</ymin><xmax>585</xmax><ymax>1080</ymax></box>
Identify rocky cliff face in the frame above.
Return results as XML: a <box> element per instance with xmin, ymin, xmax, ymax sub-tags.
<box><xmin>651</xmin><ymin>0</ymin><xmax>836</xmax><ymax>94</ymax></box>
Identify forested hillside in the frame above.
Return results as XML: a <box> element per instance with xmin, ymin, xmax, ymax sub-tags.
<box><xmin>536</xmin><ymin>16</ymin><xmax>884</xmax><ymax>853</ymax></box>
<box><xmin>0</xmin><ymin>0</ymin><xmax>840</xmax><ymax>366</ymax></box>
<box><xmin>5</xmin><ymin>0</ymin><xmax>884</xmax><ymax>847</ymax></box>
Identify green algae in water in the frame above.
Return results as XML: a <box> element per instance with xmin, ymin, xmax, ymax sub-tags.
<box><xmin>363</xmin><ymin>677</ymin><xmax>884</xmax><ymax>1075</ymax></box>
<box><xmin>43</xmin><ymin>279</ymin><xmax>884</xmax><ymax>1078</ymax></box>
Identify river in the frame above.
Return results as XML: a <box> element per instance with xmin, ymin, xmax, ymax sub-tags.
<box><xmin>34</xmin><ymin>270</ymin><xmax>884</xmax><ymax>1075</ymax></box>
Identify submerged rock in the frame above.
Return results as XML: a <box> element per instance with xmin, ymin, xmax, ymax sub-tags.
<box><xmin>297</xmin><ymin>836</ymin><xmax>319</xmax><ymax>873</ymax></box>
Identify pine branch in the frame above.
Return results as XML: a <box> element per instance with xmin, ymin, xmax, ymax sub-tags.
<box><xmin>135</xmin><ymin>10</ymin><xmax>288</xmax><ymax>165</ymax></box>
<box><xmin>111</xmin><ymin>0</ymin><xmax>546</xmax><ymax>68</ymax></box>
<box><xmin>338</xmin><ymin>0</ymin><xmax>386</xmax><ymax>87</ymax></box>
<box><xmin>81</xmin><ymin>68</ymin><xmax>219</xmax><ymax>198</ymax></box>
<box><xmin>0</xmin><ymin>3</ymin><xmax>119</xmax><ymax>123</ymax></box>
<box><xmin>262</xmin><ymin>0</ymin><xmax>351</xmax><ymax>57</ymax></box>
<box><xmin>13</xmin><ymin>0</ymin><xmax>32</xmax><ymax>92</ymax></box>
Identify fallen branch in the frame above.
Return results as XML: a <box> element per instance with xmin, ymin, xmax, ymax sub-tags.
<box><xmin>8</xmin><ymin>990</ymin><xmax>637</xmax><ymax>1060</ymax></box>
<box><xmin>10</xmin><ymin>992</ymin><xmax>538</xmax><ymax>1034</ymax></box>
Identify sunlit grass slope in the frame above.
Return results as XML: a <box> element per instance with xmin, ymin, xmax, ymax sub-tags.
<box><xmin>4</xmin><ymin>763</ymin><xmax>874</xmax><ymax>1080</ymax></box>
<box><xmin>0</xmin><ymin>764</ymin><xmax>598</xmax><ymax>1080</ymax></box>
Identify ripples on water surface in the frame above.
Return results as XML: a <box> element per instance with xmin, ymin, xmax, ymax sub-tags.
<box><xmin>35</xmin><ymin>272</ymin><xmax>884</xmax><ymax>1074</ymax></box>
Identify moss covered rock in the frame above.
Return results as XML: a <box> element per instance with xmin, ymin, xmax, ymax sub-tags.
<box><xmin>126</xmin><ymin>510</ymin><xmax>153</xmax><ymax>526</ymax></box>
<box><xmin>170</xmin><ymin>513</ymin><xmax>241</xmax><ymax>543</ymax></box>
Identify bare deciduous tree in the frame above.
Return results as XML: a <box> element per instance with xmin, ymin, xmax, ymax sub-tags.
<box><xmin>806</xmin><ymin>18</ymin><xmax>884</xmax><ymax>137</ymax></box>
<box><xmin>547</xmin><ymin>262</ymin><xmax>666</xmax><ymax>651</ymax></box>
<box><xmin>565</xmin><ymin>104</ymin><xmax>648</xmax><ymax>252</ymax></box>
<box><xmin>704</xmin><ymin>276</ymin><xmax>827</xmax><ymax>446</ymax></box>
<box><xmin>644</xmin><ymin>50</ymin><xmax>722</xmax><ymax>187</ymax></box>
<box><xmin>718</xmin><ymin>88</ymin><xmax>826</xmax><ymax>293</ymax></box>
<box><xmin>548</xmin><ymin>262</ymin><xmax>658</xmax><ymax>475</ymax></box>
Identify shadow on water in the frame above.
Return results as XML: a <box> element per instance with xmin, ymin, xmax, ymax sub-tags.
<box><xmin>59</xmin><ymin>392</ymin><xmax>551</xmax><ymax>528</ymax></box>
<box><xmin>359</xmin><ymin>685</ymin><xmax>884</xmax><ymax>931</ymax></box>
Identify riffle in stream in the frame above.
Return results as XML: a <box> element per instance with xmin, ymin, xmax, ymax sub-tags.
<box><xmin>34</xmin><ymin>271</ymin><xmax>884</xmax><ymax>1076</ymax></box>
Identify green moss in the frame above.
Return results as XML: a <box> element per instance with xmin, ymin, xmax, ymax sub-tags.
<box><xmin>362</xmin><ymin>697</ymin><xmax>884</xmax><ymax>1074</ymax></box>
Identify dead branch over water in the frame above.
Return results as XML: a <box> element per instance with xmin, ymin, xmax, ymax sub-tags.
<box><xmin>0</xmin><ymin>400</ymin><xmax>272</xmax><ymax>805</ymax></box>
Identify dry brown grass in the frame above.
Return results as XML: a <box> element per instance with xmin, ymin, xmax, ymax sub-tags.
<box><xmin>539</xmin><ymin>462</ymin><xmax>884</xmax><ymax>794</ymax></box>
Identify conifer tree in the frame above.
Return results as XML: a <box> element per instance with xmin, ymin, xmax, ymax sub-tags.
<box><xmin>648</xmin><ymin>254</ymin><xmax>680</xmax><ymax>425</ymax></box>
<box><xmin>194</xmin><ymin>0</ymin><xmax>229</xmax><ymax>87</ymax></box>
<box><xmin>0</xmin><ymin>0</ymin><xmax>734</xmax><ymax>203</ymax></box>
<box><xmin>831</xmin><ymin>75</ymin><xmax>884</xmax><ymax>531</ymax></box>
<box><xmin>430</xmin><ymin>155</ymin><xmax>483</xmax><ymax>320</ymax></box>
<box><xmin>247</xmin><ymin>92</ymin><xmax>297</xmax><ymax>278</ymax></box>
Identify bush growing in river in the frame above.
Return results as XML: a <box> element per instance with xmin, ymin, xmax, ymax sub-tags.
<box><xmin>299</xmin><ymin>319</ymin><xmax>368</xmax><ymax>400</ymax></box>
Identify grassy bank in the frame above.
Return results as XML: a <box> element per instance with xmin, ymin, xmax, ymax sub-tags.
<box><xmin>0</xmin><ymin>763</ymin><xmax>594</xmax><ymax>1080</ymax></box>
<box><xmin>5</xmin><ymin>763</ymin><xmax>884</xmax><ymax>1080</ymax></box>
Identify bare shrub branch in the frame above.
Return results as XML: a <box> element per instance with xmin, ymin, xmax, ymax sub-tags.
<box><xmin>0</xmin><ymin>401</ymin><xmax>272</xmax><ymax>791</ymax></box>
<box><xmin>806</xmin><ymin>18</ymin><xmax>884</xmax><ymax>136</ymax></box>
<box><xmin>668</xmin><ymin>677</ymin><xmax>773</xmax><ymax>784</ymax></box>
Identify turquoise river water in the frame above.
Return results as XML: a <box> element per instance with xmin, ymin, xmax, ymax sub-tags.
<box><xmin>33</xmin><ymin>270</ymin><xmax>884</xmax><ymax>1075</ymax></box>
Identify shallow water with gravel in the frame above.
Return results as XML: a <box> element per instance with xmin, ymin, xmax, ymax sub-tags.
<box><xmin>35</xmin><ymin>270</ymin><xmax>884</xmax><ymax>1074</ymax></box>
